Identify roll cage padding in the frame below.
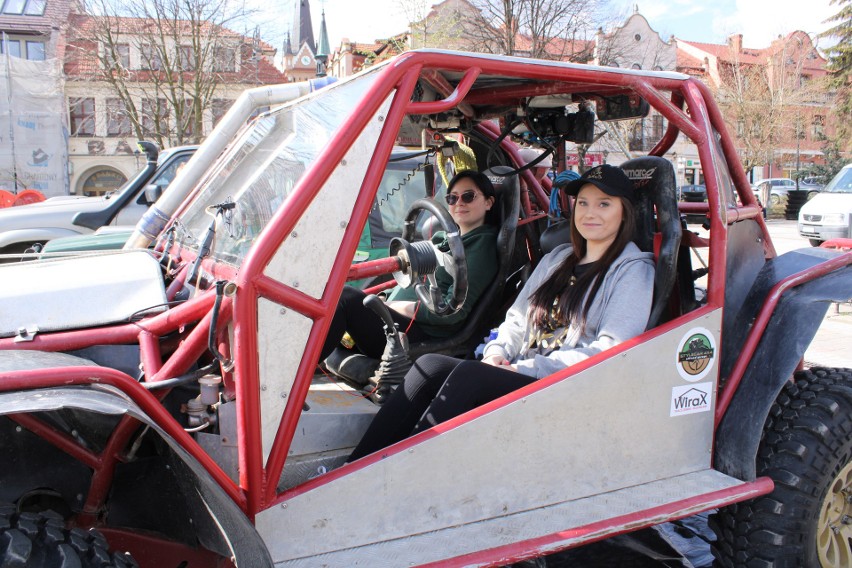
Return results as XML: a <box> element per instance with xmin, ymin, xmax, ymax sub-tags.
<box><xmin>408</xmin><ymin>165</ymin><xmax>520</xmax><ymax>357</ymax></box>
<box><xmin>620</xmin><ymin>156</ymin><xmax>682</xmax><ymax>329</ymax></box>
<box><xmin>715</xmin><ymin>248</ymin><xmax>852</xmax><ymax>481</ymax></box>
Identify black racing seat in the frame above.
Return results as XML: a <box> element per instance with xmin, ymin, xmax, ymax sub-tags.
<box><xmin>537</xmin><ymin>157</ymin><xmax>682</xmax><ymax>328</ymax></box>
<box><xmin>621</xmin><ymin>156</ymin><xmax>682</xmax><ymax>328</ymax></box>
<box><xmin>408</xmin><ymin>165</ymin><xmax>520</xmax><ymax>357</ymax></box>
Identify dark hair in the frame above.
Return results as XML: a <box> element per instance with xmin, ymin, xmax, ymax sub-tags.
<box><xmin>529</xmin><ymin>195</ymin><xmax>637</xmax><ymax>330</ymax></box>
<box><xmin>446</xmin><ymin>169</ymin><xmax>498</xmax><ymax>225</ymax></box>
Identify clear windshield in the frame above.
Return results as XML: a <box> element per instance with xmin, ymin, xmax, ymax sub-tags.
<box><xmin>175</xmin><ymin>69</ymin><xmax>381</xmax><ymax>264</ymax></box>
<box><xmin>823</xmin><ymin>167</ymin><xmax>852</xmax><ymax>194</ymax></box>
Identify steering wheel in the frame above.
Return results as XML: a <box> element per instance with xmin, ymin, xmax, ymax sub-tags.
<box><xmin>389</xmin><ymin>198</ymin><xmax>468</xmax><ymax>316</ymax></box>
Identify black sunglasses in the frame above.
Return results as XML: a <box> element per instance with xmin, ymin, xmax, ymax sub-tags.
<box><xmin>445</xmin><ymin>190</ymin><xmax>479</xmax><ymax>205</ymax></box>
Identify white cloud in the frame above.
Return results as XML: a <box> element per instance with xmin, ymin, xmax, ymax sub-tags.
<box><xmin>716</xmin><ymin>0</ymin><xmax>836</xmax><ymax>46</ymax></box>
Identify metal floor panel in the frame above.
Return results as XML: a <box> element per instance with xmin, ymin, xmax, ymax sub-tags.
<box><xmin>275</xmin><ymin>469</ymin><xmax>749</xmax><ymax>568</ymax></box>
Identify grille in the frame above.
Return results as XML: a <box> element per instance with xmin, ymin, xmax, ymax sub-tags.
<box><xmin>802</xmin><ymin>214</ymin><xmax>822</xmax><ymax>222</ymax></box>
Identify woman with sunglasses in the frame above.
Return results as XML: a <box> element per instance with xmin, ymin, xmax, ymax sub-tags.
<box><xmin>348</xmin><ymin>165</ymin><xmax>655</xmax><ymax>461</ymax></box>
<box><xmin>320</xmin><ymin>170</ymin><xmax>499</xmax><ymax>363</ymax></box>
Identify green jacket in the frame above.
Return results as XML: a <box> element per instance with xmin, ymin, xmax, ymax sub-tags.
<box><xmin>389</xmin><ymin>224</ymin><xmax>499</xmax><ymax>337</ymax></box>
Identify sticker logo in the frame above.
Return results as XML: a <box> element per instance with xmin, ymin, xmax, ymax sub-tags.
<box><xmin>675</xmin><ymin>328</ymin><xmax>716</xmax><ymax>382</ymax></box>
<box><xmin>670</xmin><ymin>382</ymin><xmax>712</xmax><ymax>416</ymax></box>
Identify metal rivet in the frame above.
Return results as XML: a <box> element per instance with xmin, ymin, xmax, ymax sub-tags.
<box><xmin>261</xmin><ymin>385</ymin><xmax>267</xmax><ymax>391</ymax></box>
<box><xmin>291</xmin><ymin>231</ymin><xmax>298</xmax><ymax>238</ymax></box>
<box><xmin>292</xmin><ymin>281</ymin><xmax>299</xmax><ymax>288</ymax></box>
<box><xmin>378</xmin><ymin>116</ymin><xmax>384</xmax><ymax>122</ymax></box>
<box><xmin>281</xmin><ymin>392</ymin><xmax>287</xmax><ymax>398</ymax></box>
<box><xmin>281</xmin><ymin>503</ymin><xmax>287</xmax><ymax>509</ymax></box>
<box><xmin>340</xmin><ymin>221</ymin><xmax>347</xmax><ymax>228</ymax></box>
<box><xmin>280</xmin><ymin>308</ymin><xmax>286</xmax><ymax>315</ymax></box>
<box><xmin>15</xmin><ymin>426</ymin><xmax>21</xmax><ymax>433</ymax></box>
<box><xmin>340</xmin><ymin>159</ymin><xmax>347</xmax><ymax>166</ymax></box>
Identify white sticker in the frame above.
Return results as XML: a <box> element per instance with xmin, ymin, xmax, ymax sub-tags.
<box><xmin>670</xmin><ymin>382</ymin><xmax>713</xmax><ymax>417</ymax></box>
<box><xmin>674</xmin><ymin>327</ymin><xmax>717</xmax><ymax>382</ymax></box>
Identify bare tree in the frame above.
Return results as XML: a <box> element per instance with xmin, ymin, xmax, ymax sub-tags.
<box><xmin>713</xmin><ymin>34</ymin><xmax>822</xmax><ymax>177</ymax></box>
<box><xmin>66</xmin><ymin>0</ymin><xmax>257</xmax><ymax>148</ymax></box>
<box><xmin>458</xmin><ymin>0</ymin><xmax>602</xmax><ymax>60</ymax></box>
<box><xmin>400</xmin><ymin>0</ymin><xmax>466</xmax><ymax>50</ymax></box>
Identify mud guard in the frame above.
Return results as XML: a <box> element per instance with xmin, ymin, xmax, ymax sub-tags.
<box><xmin>0</xmin><ymin>355</ymin><xmax>273</xmax><ymax>568</ymax></box>
<box><xmin>715</xmin><ymin>248</ymin><xmax>852</xmax><ymax>481</ymax></box>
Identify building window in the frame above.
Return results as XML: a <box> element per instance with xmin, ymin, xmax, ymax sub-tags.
<box><xmin>1</xmin><ymin>37</ymin><xmax>46</xmax><ymax>60</ymax></box>
<box><xmin>179</xmin><ymin>46</ymin><xmax>195</xmax><ymax>71</ymax></box>
<box><xmin>81</xmin><ymin>168</ymin><xmax>128</xmax><ymax>196</ymax></box>
<box><xmin>141</xmin><ymin>98</ymin><xmax>168</xmax><ymax>136</ymax></box>
<box><xmin>106</xmin><ymin>98</ymin><xmax>132</xmax><ymax>136</ymax></box>
<box><xmin>213</xmin><ymin>46</ymin><xmax>236</xmax><ymax>72</ymax></box>
<box><xmin>737</xmin><ymin>119</ymin><xmax>745</xmax><ymax>138</ymax></box>
<box><xmin>181</xmin><ymin>99</ymin><xmax>197</xmax><ymax>138</ymax></box>
<box><xmin>812</xmin><ymin>115</ymin><xmax>825</xmax><ymax>139</ymax></box>
<box><xmin>141</xmin><ymin>44</ymin><xmax>162</xmax><ymax>70</ymax></box>
<box><xmin>69</xmin><ymin>97</ymin><xmax>96</xmax><ymax>136</ymax></box>
<box><xmin>212</xmin><ymin>98</ymin><xmax>233</xmax><ymax>126</ymax></box>
<box><xmin>631</xmin><ymin>63</ymin><xmax>642</xmax><ymax>70</ymax></box>
<box><xmin>110</xmin><ymin>43</ymin><xmax>130</xmax><ymax>69</ymax></box>
<box><xmin>0</xmin><ymin>0</ymin><xmax>44</xmax><ymax>14</ymax></box>
<box><xmin>652</xmin><ymin>114</ymin><xmax>664</xmax><ymax>141</ymax></box>
<box><xmin>25</xmin><ymin>40</ymin><xmax>44</xmax><ymax>60</ymax></box>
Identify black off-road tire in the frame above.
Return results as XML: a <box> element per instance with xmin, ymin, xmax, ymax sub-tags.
<box><xmin>710</xmin><ymin>367</ymin><xmax>852</xmax><ymax>567</ymax></box>
<box><xmin>0</xmin><ymin>504</ymin><xmax>138</xmax><ymax>567</ymax></box>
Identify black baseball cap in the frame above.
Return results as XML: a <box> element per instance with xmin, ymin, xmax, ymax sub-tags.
<box><xmin>561</xmin><ymin>164</ymin><xmax>634</xmax><ymax>201</ymax></box>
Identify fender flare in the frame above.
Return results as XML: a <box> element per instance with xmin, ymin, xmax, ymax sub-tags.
<box><xmin>0</xmin><ymin>357</ymin><xmax>273</xmax><ymax>567</ymax></box>
<box><xmin>715</xmin><ymin>248</ymin><xmax>852</xmax><ymax>480</ymax></box>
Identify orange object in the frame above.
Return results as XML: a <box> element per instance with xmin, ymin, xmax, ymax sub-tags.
<box><xmin>0</xmin><ymin>189</ymin><xmax>15</xmax><ymax>207</ymax></box>
<box><xmin>12</xmin><ymin>189</ymin><xmax>46</xmax><ymax>206</ymax></box>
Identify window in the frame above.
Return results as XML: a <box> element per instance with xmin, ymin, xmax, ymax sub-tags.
<box><xmin>106</xmin><ymin>98</ymin><xmax>132</xmax><ymax>136</ymax></box>
<box><xmin>737</xmin><ymin>119</ymin><xmax>745</xmax><ymax>138</ymax></box>
<box><xmin>1</xmin><ymin>37</ymin><xmax>45</xmax><ymax>60</ymax></box>
<box><xmin>141</xmin><ymin>98</ymin><xmax>168</xmax><ymax>136</ymax></box>
<box><xmin>631</xmin><ymin>63</ymin><xmax>642</xmax><ymax>70</ymax></box>
<box><xmin>141</xmin><ymin>44</ymin><xmax>162</xmax><ymax>70</ymax></box>
<box><xmin>25</xmin><ymin>40</ymin><xmax>44</xmax><ymax>60</ymax></box>
<box><xmin>212</xmin><ymin>46</ymin><xmax>236</xmax><ymax>72</ymax></box>
<box><xmin>812</xmin><ymin>115</ymin><xmax>825</xmax><ymax>139</ymax></box>
<box><xmin>652</xmin><ymin>114</ymin><xmax>664</xmax><ymax>141</ymax></box>
<box><xmin>179</xmin><ymin>46</ymin><xmax>195</xmax><ymax>71</ymax></box>
<box><xmin>212</xmin><ymin>99</ymin><xmax>233</xmax><ymax>126</ymax></box>
<box><xmin>109</xmin><ymin>43</ymin><xmax>130</xmax><ymax>69</ymax></box>
<box><xmin>69</xmin><ymin>97</ymin><xmax>96</xmax><ymax>136</ymax></box>
<box><xmin>0</xmin><ymin>38</ymin><xmax>21</xmax><ymax>58</ymax></box>
<box><xmin>0</xmin><ymin>0</ymin><xmax>44</xmax><ymax>14</ymax></box>
<box><xmin>181</xmin><ymin>99</ymin><xmax>197</xmax><ymax>138</ymax></box>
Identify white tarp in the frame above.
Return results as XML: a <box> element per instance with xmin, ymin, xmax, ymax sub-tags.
<box><xmin>0</xmin><ymin>54</ymin><xmax>68</xmax><ymax>197</ymax></box>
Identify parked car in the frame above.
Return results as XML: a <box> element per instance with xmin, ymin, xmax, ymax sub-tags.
<box><xmin>678</xmin><ymin>184</ymin><xmax>706</xmax><ymax>201</ymax></box>
<box><xmin>0</xmin><ymin>142</ymin><xmax>195</xmax><ymax>258</ymax></box>
<box><xmin>798</xmin><ymin>163</ymin><xmax>852</xmax><ymax>246</ymax></box>
<box><xmin>753</xmin><ymin>178</ymin><xmax>796</xmax><ymax>206</ymax></box>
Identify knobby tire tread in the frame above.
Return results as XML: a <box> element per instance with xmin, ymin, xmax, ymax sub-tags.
<box><xmin>710</xmin><ymin>367</ymin><xmax>852</xmax><ymax>567</ymax></box>
<box><xmin>0</xmin><ymin>504</ymin><xmax>138</xmax><ymax>567</ymax></box>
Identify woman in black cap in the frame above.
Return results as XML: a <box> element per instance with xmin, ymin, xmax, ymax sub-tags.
<box><xmin>320</xmin><ymin>170</ymin><xmax>499</xmax><ymax>362</ymax></box>
<box><xmin>349</xmin><ymin>165</ymin><xmax>655</xmax><ymax>461</ymax></box>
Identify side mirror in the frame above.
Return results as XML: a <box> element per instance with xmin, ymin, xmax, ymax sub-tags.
<box><xmin>144</xmin><ymin>183</ymin><xmax>164</xmax><ymax>205</ymax></box>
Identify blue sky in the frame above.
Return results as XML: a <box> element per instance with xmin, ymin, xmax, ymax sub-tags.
<box><xmin>260</xmin><ymin>0</ymin><xmax>840</xmax><ymax>53</ymax></box>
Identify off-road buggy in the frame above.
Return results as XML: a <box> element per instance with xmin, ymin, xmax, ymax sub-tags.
<box><xmin>0</xmin><ymin>49</ymin><xmax>851</xmax><ymax>567</ymax></box>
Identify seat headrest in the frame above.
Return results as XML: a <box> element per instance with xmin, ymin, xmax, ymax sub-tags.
<box><xmin>620</xmin><ymin>156</ymin><xmax>679</xmax><ymax>254</ymax></box>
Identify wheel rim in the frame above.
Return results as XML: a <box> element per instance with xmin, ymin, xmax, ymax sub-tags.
<box><xmin>817</xmin><ymin>460</ymin><xmax>852</xmax><ymax>566</ymax></box>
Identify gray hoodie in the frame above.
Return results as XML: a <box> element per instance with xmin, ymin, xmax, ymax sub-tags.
<box><xmin>482</xmin><ymin>241</ymin><xmax>654</xmax><ymax>379</ymax></box>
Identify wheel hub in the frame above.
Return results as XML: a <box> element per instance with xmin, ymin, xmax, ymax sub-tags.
<box><xmin>818</xmin><ymin>460</ymin><xmax>852</xmax><ymax>566</ymax></box>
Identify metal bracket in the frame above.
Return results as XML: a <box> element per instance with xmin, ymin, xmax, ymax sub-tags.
<box><xmin>14</xmin><ymin>325</ymin><xmax>39</xmax><ymax>342</ymax></box>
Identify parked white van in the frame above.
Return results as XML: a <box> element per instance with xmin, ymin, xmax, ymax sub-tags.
<box><xmin>798</xmin><ymin>163</ymin><xmax>852</xmax><ymax>246</ymax></box>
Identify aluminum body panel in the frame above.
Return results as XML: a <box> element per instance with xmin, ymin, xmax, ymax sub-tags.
<box><xmin>256</xmin><ymin>311</ymin><xmax>724</xmax><ymax>562</ymax></box>
<box><xmin>257</xmin><ymin>97</ymin><xmax>391</xmax><ymax>460</ymax></box>
<box><xmin>277</xmin><ymin>469</ymin><xmax>742</xmax><ymax>567</ymax></box>
<box><xmin>0</xmin><ymin>251</ymin><xmax>167</xmax><ymax>338</ymax></box>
